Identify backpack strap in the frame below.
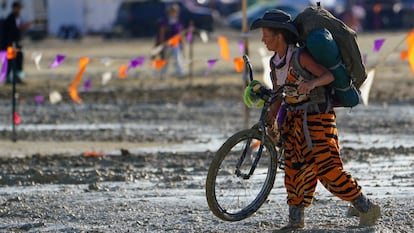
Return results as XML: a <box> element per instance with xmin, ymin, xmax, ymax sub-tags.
<box><xmin>269</xmin><ymin>54</ymin><xmax>276</xmax><ymax>89</ymax></box>
<box><xmin>269</xmin><ymin>48</ymin><xmax>310</xmax><ymax>88</ymax></box>
<box><xmin>292</xmin><ymin>47</ymin><xmax>315</xmax><ymax>81</ymax></box>
<box><xmin>291</xmin><ymin>47</ymin><xmax>329</xmax><ymax>108</ymax></box>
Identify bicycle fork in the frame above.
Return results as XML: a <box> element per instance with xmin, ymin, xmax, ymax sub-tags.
<box><xmin>235</xmin><ymin>103</ymin><xmax>270</xmax><ymax>180</ymax></box>
<box><xmin>235</xmin><ymin>137</ymin><xmax>264</xmax><ymax>180</ymax></box>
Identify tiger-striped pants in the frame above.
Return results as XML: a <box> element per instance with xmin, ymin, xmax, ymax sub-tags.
<box><xmin>281</xmin><ymin>110</ymin><xmax>362</xmax><ymax>207</ymax></box>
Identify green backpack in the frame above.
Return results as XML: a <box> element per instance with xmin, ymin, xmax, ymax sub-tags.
<box><xmin>293</xmin><ymin>6</ymin><xmax>367</xmax><ymax>107</ymax></box>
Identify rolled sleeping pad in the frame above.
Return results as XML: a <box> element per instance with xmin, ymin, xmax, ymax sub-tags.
<box><xmin>333</xmin><ymin>86</ymin><xmax>361</xmax><ymax>107</ymax></box>
<box><xmin>306</xmin><ymin>28</ymin><xmax>360</xmax><ymax>107</ymax></box>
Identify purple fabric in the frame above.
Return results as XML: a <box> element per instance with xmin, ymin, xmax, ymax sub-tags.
<box><xmin>276</xmin><ymin>104</ymin><xmax>287</xmax><ymax>128</ymax></box>
<box><xmin>35</xmin><ymin>95</ymin><xmax>44</xmax><ymax>104</ymax></box>
<box><xmin>0</xmin><ymin>51</ymin><xmax>8</xmax><ymax>83</ymax></box>
<box><xmin>160</xmin><ymin>18</ymin><xmax>184</xmax><ymax>40</ymax></box>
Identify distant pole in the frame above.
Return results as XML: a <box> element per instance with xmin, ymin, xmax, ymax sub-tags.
<box><xmin>11</xmin><ymin>45</ymin><xmax>17</xmax><ymax>142</ymax></box>
<box><xmin>188</xmin><ymin>20</ymin><xmax>194</xmax><ymax>86</ymax></box>
<box><xmin>242</xmin><ymin>0</ymin><xmax>249</xmax><ymax>128</ymax></box>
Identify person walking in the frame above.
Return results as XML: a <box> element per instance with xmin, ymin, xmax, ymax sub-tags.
<box><xmin>156</xmin><ymin>4</ymin><xmax>186</xmax><ymax>79</ymax></box>
<box><xmin>249</xmin><ymin>9</ymin><xmax>381</xmax><ymax>230</ymax></box>
<box><xmin>1</xmin><ymin>1</ymin><xmax>31</xmax><ymax>84</ymax></box>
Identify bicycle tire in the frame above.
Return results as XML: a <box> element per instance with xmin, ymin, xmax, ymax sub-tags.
<box><xmin>206</xmin><ymin>128</ymin><xmax>278</xmax><ymax>221</ymax></box>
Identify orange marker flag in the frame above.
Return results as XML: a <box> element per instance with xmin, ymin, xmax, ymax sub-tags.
<box><xmin>167</xmin><ymin>34</ymin><xmax>181</xmax><ymax>48</ymax></box>
<box><xmin>401</xmin><ymin>29</ymin><xmax>414</xmax><ymax>61</ymax></box>
<box><xmin>251</xmin><ymin>139</ymin><xmax>261</xmax><ymax>151</ymax></box>
<box><xmin>118</xmin><ymin>64</ymin><xmax>128</xmax><ymax>79</ymax></box>
<box><xmin>68</xmin><ymin>87</ymin><xmax>81</xmax><ymax>104</ymax></box>
<box><xmin>218</xmin><ymin>36</ymin><xmax>230</xmax><ymax>61</ymax></box>
<box><xmin>408</xmin><ymin>47</ymin><xmax>414</xmax><ymax>75</ymax></box>
<box><xmin>400</xmin><ymin>50</ymin><xmax>408</xmax><ymax>61</ymax></box>
<box><xmin>7</xmin><ymin>46</ymin><xmax>16</xmax><ymax>59</ymax></box>
<box><xmin>406</xmin><ymin>29</ymin><xmax>414</xmax><ymax>74</ymax></box>
<box><xmin>68</xmin><ymin>57</ymin><xmax>90</xmax><ymax>104</ymax></box>
<box><xmin>152</xmin><ymin>59</ymin><xmax>167</xmax><ymax>70</ymax></box>
<box><xmin>407</xmin><ymin>29</ymin><xmax>414</xmax><ymax>50</ymax></box>
<box><xmin>83</xmin><ymin>151</ymin><xmax>104</xmax><ymax>157</ymax></box>
<box><xmin>233</xmin><ymin>57</ymin><xmax>244</xmax><ymax>73</ymax></box>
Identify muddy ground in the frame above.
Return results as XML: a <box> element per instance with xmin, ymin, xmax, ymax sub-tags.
<box><xmin>0</xmin><ymin>31</ymin><xmax>413</xmax><ymax>232</ymax></box>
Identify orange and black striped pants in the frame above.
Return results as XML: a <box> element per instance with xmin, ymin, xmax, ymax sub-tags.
<box><xmin>281</xmin><ymin>110</ymin><xmax>362</xmax><ymax>207</ymax></box>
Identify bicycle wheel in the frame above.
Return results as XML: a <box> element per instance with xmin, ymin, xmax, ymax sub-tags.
<box><xmin>206</xmin><ymin>128</ymin><xmax>278</xmax><ymax>221</ymax></box>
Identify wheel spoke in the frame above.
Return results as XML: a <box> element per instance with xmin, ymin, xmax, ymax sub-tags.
<box><xmin>206</xmin><ymin>129</ymin><xmax>278</xmax><ymax>221</ymax></box>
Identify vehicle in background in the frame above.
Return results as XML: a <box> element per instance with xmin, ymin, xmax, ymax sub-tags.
<box><xmin>109</xmin><ymin>0</ymin><xmax>214</xmax><ymax>38</ymax></box>
<box><xmin>194</xmin><ymin>0</ymin><xmax>258</xmax><ymax>16</ymax></box>
<box><xmin>360</xmin><ymin>0</ymin><xmax>414</xmax><ymax>30</ymax></box>
<box><xmin>400</xmin><ymin>0</ymin><xmax>414</xmax><ymax>28</ymax></box>
<box><xmin>48</xmin><ymin>0</ymin><xmax>123</xmax><ymax>38</ymax></box>
<box><xmin>225</xmin><ymin>0</ymin><xmax>346</xmax><ymax>30</ymax></box>
<box><xmin>361</xmin><ymin>0</ymin><xmax>401</xmax><ymax>30</ymax></box>
<box><xmin>226</xmin><ymin>2</ymin><xmax>300</xmax><ymax>29</ymax></box>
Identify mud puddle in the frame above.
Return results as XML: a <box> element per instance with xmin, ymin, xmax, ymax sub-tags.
<box><xmin>0</xmin><ymin>100</ymin><xmax>413</xmax><ymax>232</ymax></box>
<box><xmin>0</xmin><ymin>151</ymin><xmax>413</xmax><ymax>232</ymax></box>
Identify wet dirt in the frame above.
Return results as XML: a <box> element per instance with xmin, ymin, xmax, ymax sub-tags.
<box><xmin>0</xmin><ymin>32</ymin><xmax>413</xmax><ymax>232</ymax></box>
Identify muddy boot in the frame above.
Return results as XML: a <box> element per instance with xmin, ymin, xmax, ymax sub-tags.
<box><xmin>352</xmin><ymin>194</ymin><xmax>381</xmax><ymax>226</ymax></box>
<box><xmin>346</xmin><ymin>204</ymin><xmax>359</xmax><ymax>217</ymax></box>
<box><xmin>281</xmin><ymin>204</ymin><xmax>305</xmax><ymax>230</ymax></box>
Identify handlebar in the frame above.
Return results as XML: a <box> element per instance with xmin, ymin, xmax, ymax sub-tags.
<box><xmin>243</xmin><ymin>55</ymin><xmax>253</xmax><ymax>82</ymax></box>
<box><xmin>241</xmin><ymin>55</ymin><xmax>300</xmax><ymax>141</ymax></box>
<box><xmin>242</xmin><ymin>54</ymin><xmax>299</xmax><ymax>105</ymax></box>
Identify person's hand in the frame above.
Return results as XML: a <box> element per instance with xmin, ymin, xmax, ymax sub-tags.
<box><xmin>264</xmin><ymin>111</ymin><xmax>276</xmax><ymax>127</ymax></box>
<box><xmin>298</xmin><ymin>80</ymin><xmax>315</xmax><ymax>94</ymax></box>
<box><xmin>243</xmin><ymin>80</ymin><xmax>265</xmax><ymax>108</ymax></box>
<box><xmin>266</xmin><ymin>123</ymin><xmax>279</xmax><ymax>144</ymax></box>
<box><xmin>20</xmin><ymin>21</ymin><xmax>32</xmax><ymax>31</ymax></box>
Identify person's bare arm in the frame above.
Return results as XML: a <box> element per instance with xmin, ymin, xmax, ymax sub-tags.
<box><xmin>297</xmin><ymin>51</ymin><xmax>334</xmax><ymax>94</ymax></box>
<box><xmin>20</xmin><ymin>21</ymin><xmax>32</xmax><ymax>31</ymax></box>
<box><xmin>266</xmin><ymin>72</ymin><xmax>282</xmax><ymax>126</ymax></box>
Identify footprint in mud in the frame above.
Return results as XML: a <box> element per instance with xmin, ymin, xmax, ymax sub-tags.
<box><xmin>85</xmin><ymin>182</ymin><xmax>108</xmax><ymax>192</ymax></box>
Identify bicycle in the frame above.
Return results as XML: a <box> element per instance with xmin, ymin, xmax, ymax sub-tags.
<box><xmin>205</xmin><ymin>55</ymin><xmax>296</xmax><ymax>222</ymax></box>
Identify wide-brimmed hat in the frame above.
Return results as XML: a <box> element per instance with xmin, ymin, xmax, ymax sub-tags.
<box><xmin>250</xmin><ymin>9</ymin><xmax>298</xmax><ymax>37</ymax></box>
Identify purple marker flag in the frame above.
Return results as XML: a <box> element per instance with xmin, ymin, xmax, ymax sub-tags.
<box><xmin>35</xmin><ymin>95</ymin><xmax>45</xmax><ymax>104</ymax></box>
<box><xmin>187</xmin><ymin>25</ymin><xmax>193</xmax><ymax>43</ymax></box>
<box><xmin>129</xmin><ymin>56</ymin><xmax>146</xmax><ymax>68</ymax></box>
<box><xmin>238</xmin><ymin>41</ymin><xmax>245</xmax><ymax>54</ymax></box>
<box><xmin>205</xmin><ymin>59</ymin><xmax>218</xmax><ymax>76</ymax></box>
<box><xmin>0</xmin><ymin>51</ymin><xmax>8</xmax><ymax>83</ymax></box>
<box><xmin>207</xmin><ymin>59</ymin><xmax>218</xmax><ymax>69</ymax></box>
<box><xmin>373</xmin><ymin>38</ymin><xmax>385</xmax><ymax>53</ymax></box>
<box><xmin>84</xmin><ymin>79</ymin><xmax>92</xmax><ymax>92</ymax></box>
<box><xmin>49</xmin><ymin>54</ymin><xmax>66</xmax><ymax>69</ymax></box>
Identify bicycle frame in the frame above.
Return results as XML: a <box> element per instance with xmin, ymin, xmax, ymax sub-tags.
<box><xmin>234</xmin><ymin>55</ymin><xmax>286</xmax><ymax>180</ymax></box>
<box><xmin>234</xmin><ymin>101</ymin><xmax>271</xmax><ymax>179</ymax></box>
<box><xmin>205</xmin><ymin>55</ymin><xmax>296</xmax><ymax>222</ymax></box>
